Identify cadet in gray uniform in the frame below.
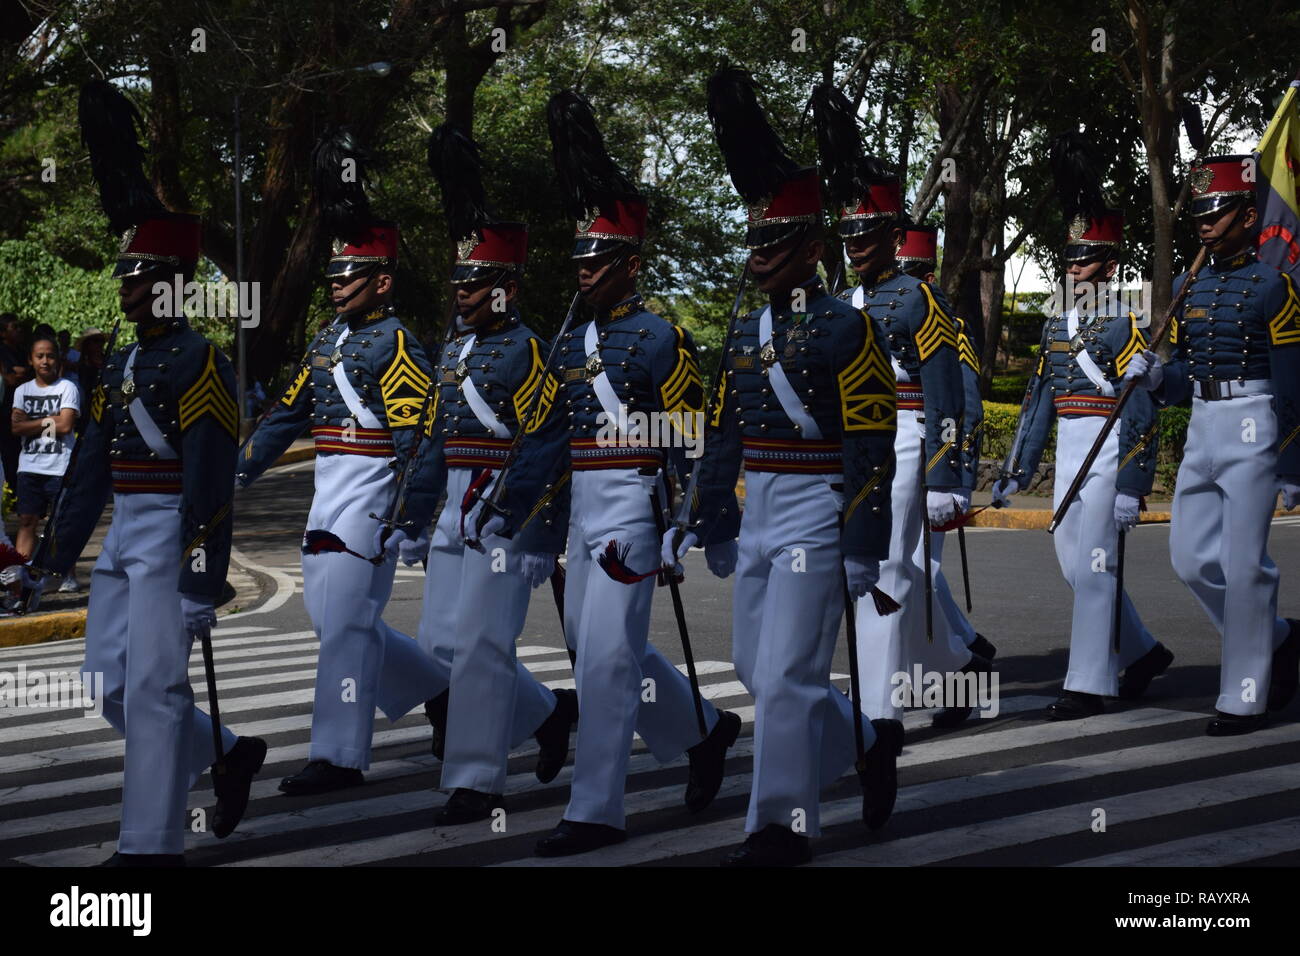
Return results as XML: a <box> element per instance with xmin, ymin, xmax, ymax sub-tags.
<box><xmin>673</xmin><ymin>71</ymin><xmax>902</xmax><ymax>868</ymax></box>
<box><xmin>490</xmin><ymin>91</ymin><xmax>740</xmax><ymax>858</ymax></box>
<box><xmin>1126</xmin><ymin>154</ymin><xmax>1300</xmax><ymax>735</ymax></box>
<box><xmin>995</xmin><ymin>184</ymin><xmax>1169</xmax><ymax>719</ymax></box>
<box><xmin>15</xmin><ymin>82</ymin><xmax>264</xmax><ymax>865</ymax></box>
<box><xmin>811</xmin><ymin>86</ymin><xmax>988</xmax><ymax>728</ymax></box>
<box><xmin>386</xmin><ymin>124</ymin><xmax>577</xmax><ymax>825</ymax></box>
<box><xmin>237</xmin><ymin>130</ymin><xmax>450</xmax><ymax>792</ymax></box>
<box><xmin>895</xmin><ymin>228</ymin><xmax>997</xmax><ymax>672</ymax></box>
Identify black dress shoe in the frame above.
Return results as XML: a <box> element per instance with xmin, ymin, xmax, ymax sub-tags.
<box><xmin>211</xmin><ymin>736</ymin><xmax>267</xmax><ymax>839</ymax></box>
<box><xmin>1046</xmin><ymin>689</ymin><xmax>1105</xmax><ymax>721</ymax></box>
<box><xmin>278</xmin><ymin>759</ymin><xmax>364</xmax><ymax>795</ymax></box>
<box><xmin>1118</xmin><ymin>642</ymin><xmax>1174</xmax><ymax>700</ymax></box>
<box><xmin>858</xmin><ymin>718</ymin><xmax>903</xmax><ymax>830</ymax></box>
<box><xmin>969</xmin><ymin>633</ymin><xmax>997</xmax><ymax>661</ymax></box>
<box><xmin>434</xmin><ymin>788</ymin><xmax>503</xmax><ymax>826</ymax></box>
<box><xmin>98</xmin><ymin>852</ymin><xmax>185</xmax><ymax>868</ymax></box>
<box><xmin>931</xmin><ymin>653</ymin><xmax>993</xmax><ymax>728</ymax></box>
<box><xmin>684</xmin><ymin>710</ymin><xmax>742</xmax><ymax>813</ymax></box>
<box><xmin>425</xmin><ymin>691</ymin><xmax>449</xmax><ymax>760</ymax></box>
<box><xmin>1206</xmin><ymin>710</ymin><xmax>1267</xmax><ymax>737</ymax></box>
<box><xmin>1267</xmin><ymin>620</ymin><xmax>1300</xmax><ymax>711</ymax></box>
<box><xmin>721</xmin><ymin>824</ymin><xmax>811</xmax><ymax>867</ymax></box>
<box><xmin>534</xmin><ymin>819</ymin><xmax>626</xmax><ymax>857</ymax></box>
<box><xmin>534</xmin><ymin>688</ymin><xmax>578</xmax><ymax>784</ymax></box>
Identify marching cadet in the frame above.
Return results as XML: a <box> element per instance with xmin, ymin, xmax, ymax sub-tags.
<box><xmin>811</xmin><ymin>85</ymin><xmax>989</xmax><ymax>728</ymax></box>
<box><xmin>236</xmin><ymin>129</ymin><xmax>452</xmax><ymax>792</ymax></box>
<box><xmin>8</xmin><ymin>82</ymin><xmax>264</xmax><ymax>865</ymax></box>
<box><xmin>383</xmin><ymin>125</ymin><xmax>577</xmax><ymax>824</ymax></box>
<box><xmin>487</xmin><ymin>90</ymin><xmax>741</xmax><ymax>857</ymax></box>
<box><xmin>995</xmin><ymin>134</ymin><xmax>1168</xmax><ymax>718</ymax></box>
<box><xmin>672</xmin><ymin>69</ymin><xmax>902</xmax><ymax>867</ymax></box>
<box><xmin>895</xmin><ymin>226</ymin><xmax>998</xmax><ymax>673</ymax></box>
<box><xmin>1125</xmin><ymin>154</ymin><xmax>1300</xmax><ymax>735</ymax></box>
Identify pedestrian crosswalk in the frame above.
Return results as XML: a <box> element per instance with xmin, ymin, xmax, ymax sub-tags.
<box><xmin>3</xmin><ymin>626</ymin><xmax>1300</xmax><ymax>867</ymax></box>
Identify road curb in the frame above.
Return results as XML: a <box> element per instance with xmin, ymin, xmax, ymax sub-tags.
<box><xmin>0</xmin><ymin>610</ymin><xmax>87</xmax><ymax>648</ymax></box>
<box><xmin>968</xmin><ymin>506</ymin><xmax>1290</xmax><ymax>530</ymax></box>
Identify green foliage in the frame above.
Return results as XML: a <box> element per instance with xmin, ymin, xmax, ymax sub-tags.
<box><xmin>0</xmin><ymin>240</ymin><xmax>121</xmax><ymax>336</ymax></box>
<box><xmin>988</xmin><ymin>373</ymin><xmax>1029</xmax><ymax>404</ymax></box>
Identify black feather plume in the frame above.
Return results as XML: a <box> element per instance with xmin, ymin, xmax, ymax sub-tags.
<box><xmin>1178</xmin><ymin>98</ymin><xmax>1206</xmax><ymax>153</ymax></box>
<box><xmin>427</xmin><ymin>124</ymin><xmax>492</xmax><ymax>243</ymax></box>
<box><xmin>1049</xmin><ymin>131</ymin><xmax>1108</xmax><ymax>227</ymax></box>
<box><xmin>810</xmin><ymin>83</ymin><xmax>896</xmax><ymax>210</ymax></box>
<box><xmin>311</xmin><ymin>127</ymin><xmax>373</xmax><ymax>240</ymax></box>
<box><xmin>77</xmin><ymin>80</ymin><xmax>165</xmax><ymax>234</ymax></box>
<box><xmin>547</xmin><ymin>90</ymin><xmax>639</xmax><ymax>222</ymax></box>
<box><xmin>706</xmin><ymin>68</ymin><xmax>799</xmax><ymax>204</ymax></box>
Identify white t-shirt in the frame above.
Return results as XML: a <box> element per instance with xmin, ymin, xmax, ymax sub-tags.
<box><xmin>14</xmin><ymin>378</ymin><xmax>80</xmax><ymax>477</ymax></box>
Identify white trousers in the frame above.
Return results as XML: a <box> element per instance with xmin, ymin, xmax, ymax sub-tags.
<box><xmin>563</xmin><ymin>468</ymin><xmax>720</xmax><ymax>828</ymax></box>
<box><xmin>301</xmin><ymin>453</ymin><xmax>446</xmax><ymax>770</ymax></box>
<box><xmin>855</xmin><ymin>409</ymin><xmax>973</xmax><ymax>719</ymax></box>
<box><xmin>1169</xmin><ymin>394</ymin><xmax>1289</xmax><ymax>715</ymax></box>
<box><xmin>732</xmin><ymin>470</ymin><xmax>867</xmax><ymax>836</ymax></box>
<box><xmin>417</xmin><ymin>467</ymin><xmax>558</xmax><ymax>795</ymax></box>
<box><xmin>82</xmin><ymin>493</ymin><xmax>238</xmax><ymax>855</ymax></box>
<box><xmin>1051</xmin><ymin>417</ymin><xmax>1157</xmax><ymax>696</ymax></box>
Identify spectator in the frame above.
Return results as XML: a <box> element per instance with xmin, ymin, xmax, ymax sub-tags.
<box><xmin>65</xmin><ymin>328</ymin><xmax>106</xmax><ymax>424</ymax></box>
<box><xmin>0</xmin><ymin>313</ymin><xmax>28</xmax><ymax>492</ymax></box>
<box><xmin>57</xmin><ymin>329</ymin><xmax>72</xmax><ymax>362</ymax></box>
<box><xmin>10</xmin><ymin>334</ymin><xmax>80</xmax><ymax>592</ymax></box>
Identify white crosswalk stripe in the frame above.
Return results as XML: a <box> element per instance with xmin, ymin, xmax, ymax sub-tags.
<box><xmin>3</xmin><ymin>624</ymin><xmax>1299</xmax><ymax>867</ymax></box>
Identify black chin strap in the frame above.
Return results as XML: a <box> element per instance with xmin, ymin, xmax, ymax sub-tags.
<box><xmin>580</xmin><ymin>248</ymin><xmax>630</xmax><ymax>309</ymax></box>
<box><xmin>333</xmin><ymin>265</ymin><xmax>382</xmax><ymax>316</ymax></box>
<box><xmin>1200</xmin><ymin>201</ymin><xmax>1249</xmax><ymax>256</ymax></box>
<box><xmin>751</xmin><ymin>223</ymin><xmax>815</xmax><ymax>287</ymax></box>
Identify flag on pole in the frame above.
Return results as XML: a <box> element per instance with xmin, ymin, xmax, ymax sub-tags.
<box><xmin>1255</xmin><ymin>78</ymin><xmax>1300</xmax><ymax>279</ymax></box>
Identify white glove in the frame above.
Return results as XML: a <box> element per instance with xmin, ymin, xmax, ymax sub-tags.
<box><xmin>181</xmin><ymin>593</ymin><xmax>217</xmax><ymax>634</ymax></box>
<box><xmin>952</xmin><ymin>488</ymin><xmax>972</xmax><ymax>514</ymax></box>
<box><xmin>704</xmin><ymin>540</ymin><xmax>738</xmax><ymax>579</ymax></box>
<box><xmin>1114</xmin><ymin>492</ymin><xmax>1141</xmax><ymax>532</ymax></box>
<box><xmin>661</xmin><ymin>529</ymin><xmax>698</xmax><ymax>570</ymax></box>
<box><xmin>372</xmin><ymin>525</ymin><xmax>407</xmax><ymax>559</ymax></box>
<box><xmin>398</xmin><ymin>529</ymin><xmax>430</xmax><ymax>567</ymax></box>
<box><xmin>0</xmin><ymin>564</ymin><xmax>44</xmax><ymax>590</ymax></box>
<box><xmin>464</xmin><ymin>500</ymin><xmax>507</xmax><ymax>543</ymax></box>
<box><xmin>992</xmin><ymin>477</ymin><xmax>1021</xmax><ymax>508</ymax></box>
<box><xmin>926</xmin><ymin>489</ymin><xmax>957</xmax><ymax>527</ymax></box>
<box><xmin>1123</xmin><ymin>349</ymin><xmax>1164</xmax><ymax>391</ymax></box>
<box><xmin>521</xmin><ymin>552</ymin><xmax>556</xmax><ymax>589</ymax></box>
<box><xmin>843</xmin><ymin>556</ymin><xmax>880</xmax><ymax>599</ymax></box>
<box><xmin>1281</xmin><ymin>481</ymin><xmax>1300</xmax><ymax>510</ymax></box>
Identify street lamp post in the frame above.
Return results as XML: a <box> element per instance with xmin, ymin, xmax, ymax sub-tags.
<box><xmin>232</xmin><ymin>61</ymin><xmax>392</xmax><ymax>438</ymax></box>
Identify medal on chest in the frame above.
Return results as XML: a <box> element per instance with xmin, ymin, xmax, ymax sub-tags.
<box><xmin>584</xmin><ymin>351</ymin><xmax>604</xmax><ymax>382</ymax></box>
<box><xmin>121</xmin><ymin>373</ymin><xmax>136</xmax><ymax>399</ymax></box>
<box><xmin>783</xmin><ymin>326</ymin><xmax>809</xmax><ymax>358</ymax></box>
<box><xmin>454</xmin><ymin>359</ymin><xmax>469</xmax><ymax>383</ymax></box>
<box><xmin>759</xmin><ymin>340</ymin><xmax>778</xmax><ymax>370</ymax></box>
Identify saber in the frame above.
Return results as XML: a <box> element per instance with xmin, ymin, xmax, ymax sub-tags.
<box><xmin>1049</xmin><ymin>245</ymin><xmax>1209</xmax><ymax>533</ymax></box>
<box><xmin>649</xmin><ymin>478</ymin><xmax>709</xmax><ymax>740</ymax></box>
<box><xmin>197</xmin><ymin>622</ymin><xmax>227</xmax><ymax>776</ymax></box>
<box><xmin>958</xmin><ymin>523</ymin><xmax>972</xmax><ymax>612</ymax></box>
<box><xmin>670</xmin><ymin>265</ymin><xmax>749</xmax><ymax>550</ymax></box>
<box><xmin>1113</xmin><ymin>528</ymin><xmax>1126</xmax><ymax>655</ymax></box>
<box><xmin>21</xmin><ymin>318</ymin><xmax>122</xmax><ymax>613</ymax></box>
<box><xmin>920</xmin><ymin>438</ymin><xmax>934</xmax><ymax>644</ymax></box>
<box><xmin>469</xmin><ymin>290</ymin><xmax>584</xmax><ymax>544</ymax></box>
<box><xmin>841</xmin><ymin>541</ymin><xmax>868</xmax><ymax>769</ymax></box>
<box><xmin>549</xmin><ymin>563</ymin><xmax>577</xmax><ymax>669</ymax></box>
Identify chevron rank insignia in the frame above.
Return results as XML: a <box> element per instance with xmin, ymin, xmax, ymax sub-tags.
<box><xmin>179</xmin><ymin>346</ymin><xmax>238</xmax><ymax>438</ymax></box>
